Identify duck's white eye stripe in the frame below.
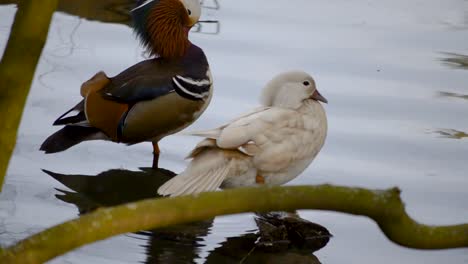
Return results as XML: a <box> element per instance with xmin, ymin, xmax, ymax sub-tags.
<box><xmin>131</xmin><ymin>0</ymin><xmax>155</xmax><ymax>12</ymax></box>
<box><xmin>175</xmin><ymin>75</ymin><xmax>211</xmax><ymax>86</ymax></box>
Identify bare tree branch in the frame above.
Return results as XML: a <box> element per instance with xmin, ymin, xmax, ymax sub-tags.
<box><xmin>0</xmin><ymin>0</ymin><xmax>58</xmax><ymax>190</ymax></box>
<box><xmin>0</xmin><ymin>185</ymin><xmax>467</xmax><ymax>263</ymax></box>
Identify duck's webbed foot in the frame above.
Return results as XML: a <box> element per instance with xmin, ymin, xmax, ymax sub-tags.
<box><xmin>256</xmin><ymin>174</ymin><xmax>265</xmax><ymax>184</ymax></box>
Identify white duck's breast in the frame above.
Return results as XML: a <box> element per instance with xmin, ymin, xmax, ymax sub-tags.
<box><xmin>263</xmin><ymin>156</ymin><xmax>316</xmax><ymax>185</ymax></box>
<box><xmin>255</xmin><ymin>100</ymin><xmax>327</xmax><ymax>185</ymax></box>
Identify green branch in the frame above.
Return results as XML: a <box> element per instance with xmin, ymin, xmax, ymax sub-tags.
<box><xmin>1</xmin><ymin>185</ymin><xmax>467</xmax><ymax>263</ymax></box>
<box><xmin>0</xmin><ymin>0</ymin><xmax>58</xmax><ymax>190</ymax></box>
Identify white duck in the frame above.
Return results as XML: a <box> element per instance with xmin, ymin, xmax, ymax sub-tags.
<box><xmin>158</xmin><ymin>71</ymin><xmax>328</xmax><ymax>197</ymax></box>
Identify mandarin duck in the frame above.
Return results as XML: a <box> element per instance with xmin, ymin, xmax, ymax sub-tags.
<box><xmin>40</xmin><ymin>0</ymin><xmax>213</xmax><ymax>168</ymax></box>
<box><xmin>158</xmin><ymin>71</ymin><xmax>328</xmax><ymax>197</ymax></box>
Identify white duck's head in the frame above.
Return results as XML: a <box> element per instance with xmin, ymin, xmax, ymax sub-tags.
<box><xmin>261</xmin><ymin>71</ymin><xmax>328</xmax><ymax>109</ymax></box>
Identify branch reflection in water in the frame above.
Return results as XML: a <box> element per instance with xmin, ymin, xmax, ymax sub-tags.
<box><xmin>440</xmin><ymin>52</ymin><xmax>468</xmax><ymax>70</ymax></box>
<box><xmin>431</xmin><ymin>94</ymin><xmax>468</xmax><ymax>139</ymax></box>
<box><xmin>43</xmin><ymin>168</ymin><xmax>331</xmax><ymax>263</ymax></box>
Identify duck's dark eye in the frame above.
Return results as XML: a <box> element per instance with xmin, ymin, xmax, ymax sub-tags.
<box><xmin>303</xmin><ymin>81</ymin><xmax>310</xmax><ymax>86</ymax></box>
<box><xmin>187</xmin><ymin>9</ymin><xmax>192</xmax><ymax>15</ymax></box>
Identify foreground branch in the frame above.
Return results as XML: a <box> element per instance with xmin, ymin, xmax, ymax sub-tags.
<box><xmin>0</xmin><ymin>0</ymin><xmax>58</xmax><ymax>190</ymax></box>
<box><xmin>1</xmin><ymin>185</ymin><xmax>467</xmax><ymax>263</ymax></box>
<box><xmin>0</xmin><ymin>0</ymin><xmax>133</xmax><ymax>25</ymax></box>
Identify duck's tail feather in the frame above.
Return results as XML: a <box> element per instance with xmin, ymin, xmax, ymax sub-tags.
<box><xmin>183</xmin><ymin>128</ymin><xmax>222</xmax><ymax>139</ymax></box>
<box><xmin>40</xmin><ymin>126</ymin><xmax>103</xmax><ymax>154</ymax></box>
<box><xmin>157</xmin><ymin>146</ymin><xmax>231</xmax><ymax>197</ymax></box>
<box><xmin>53</xmin><ymin>100</ymin><xmax>88</xmax><ymax>126</ymax></box>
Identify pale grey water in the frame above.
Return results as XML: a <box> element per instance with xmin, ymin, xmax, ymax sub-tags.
<box><xmin>1</xmin><ymin>0</ymin><xmax>468</xmax><ymax>263</ymax></box>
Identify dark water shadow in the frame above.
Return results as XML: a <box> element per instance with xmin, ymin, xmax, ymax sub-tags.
<box><xmin>43</xmin><ymin>168</ymin><xmax>331</xmax><ymax>263</ymax></box>
<box><xmin>206</xmin><ymin>212</ymin><xmax>330</xmax><ymax>264</ymax></box>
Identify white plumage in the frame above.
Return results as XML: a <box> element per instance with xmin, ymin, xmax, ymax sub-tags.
<box><xmin>158</xmin><ymin>71</ymin><xmax>328</xmax><ymax>197</ymax></box>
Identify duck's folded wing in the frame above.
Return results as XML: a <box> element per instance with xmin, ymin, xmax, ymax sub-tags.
<box><xmin>100</xmin><ymin>60</ymin><xmax>211</xmax><ymax>103</ymax></box>
<box><xmin>216</xmin><ymin>107</ymin><xmax>294</xmax><ymax>149</ymax></box>
<box><xmin>99</xmin><ymin>63</ymin><xmax>175</xmax><ymax>103</ymax></box>
<box><xmin>187</xmin><ymin>106</ymin><xmax>271</xmax><ymax>140</ymax></box>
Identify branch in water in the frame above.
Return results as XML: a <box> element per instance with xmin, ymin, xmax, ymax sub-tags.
<box><xmin>0</xmin><ymin>184</ymin><xmax>467</xmax><ymax>263</ymax></box>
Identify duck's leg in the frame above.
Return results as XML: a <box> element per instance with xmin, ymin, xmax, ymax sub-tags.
<box><xmin>152</xmin><ymin>142</ymin><xmax>160</xmax><ymax>169</ymax></box>
<box><xmin>256</xmin><ymin>174</ymin><xmax>265</xmax><ymax>184</ymax></box>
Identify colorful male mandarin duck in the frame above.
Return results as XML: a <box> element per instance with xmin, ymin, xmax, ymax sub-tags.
<box><xmin>40</xmin><ymin>0</ymin><xmax>213</xmax><ymax>168</ymax></box>
<box><xmin>158</xmin><ymin>71</ymin><xmax>328</xmax><ymax>197</ymax></box>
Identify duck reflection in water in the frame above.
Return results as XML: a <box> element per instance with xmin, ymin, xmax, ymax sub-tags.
<box><xmin>43</xmin><ymin>168</ymin><xmax>331</xmax><ymax>263</ymax></box>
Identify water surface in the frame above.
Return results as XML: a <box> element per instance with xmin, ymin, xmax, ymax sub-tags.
<box><xmin>1</xmin><ymin>0</ymin><xmax>468</xmax><ymax>263</ymax></box>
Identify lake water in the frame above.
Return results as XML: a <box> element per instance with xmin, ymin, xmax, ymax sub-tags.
<box><xmin>1</xmin><ymin>0</ymin><xmax>467</xmax><ymax>263</ymax></box>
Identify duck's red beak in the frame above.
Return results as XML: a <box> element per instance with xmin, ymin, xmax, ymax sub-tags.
<box><xmin>311</xmin><ymin>90</ymin><xmax>328</xmax><ymax>104</ymax></box>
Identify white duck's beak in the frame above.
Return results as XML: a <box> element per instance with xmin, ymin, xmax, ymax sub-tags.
<box><xmin>311</xmin><ymin>90</ymin><xmax>328</xmax><ymax>104</ymax></box>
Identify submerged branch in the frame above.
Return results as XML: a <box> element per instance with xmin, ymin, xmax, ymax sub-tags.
<box><xmin>0</xmin><ymin>185</ymin><xmax>467</xmax><ymax>263</ymax></box>
<box><xmin>0</xmin><ymin>0</ymin><xmax>58</xmax><ymax>190</ymax></box>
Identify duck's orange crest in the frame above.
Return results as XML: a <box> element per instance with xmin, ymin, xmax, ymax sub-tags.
<box><xmin>147</xmin><ymin>0</ymin><xmax>191</xmax><ymax>58</ymax></box>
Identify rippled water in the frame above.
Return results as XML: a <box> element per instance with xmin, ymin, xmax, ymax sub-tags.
<box><xmin>1</xmin><ymin>0</ymin><xmax>468</xmax><ymax>263</ymax></box>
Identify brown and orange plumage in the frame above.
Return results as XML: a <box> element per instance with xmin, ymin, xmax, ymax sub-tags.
<box><xmin>80</xmin><ymin>71</ymin><xmax>109</xmax><ymax>97</ymax></box>
<box><xmin>40</xmin><ymin>0</ymin><xmax>212</xmax><ymax>169</ymax></box>
<box><xmin>85</xmin><ymin>92</ymin><xmax>129</xmax><ymax>142</ymax></box>
<box><xmin>147</xmin><ymin>0</ymin><xmax>191</xmax><ymax>58</ymax></box>
<box><xmin>80</xmin><ymin>71</ymin><xmax>128</xmax><ymax>141</ymax></box>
